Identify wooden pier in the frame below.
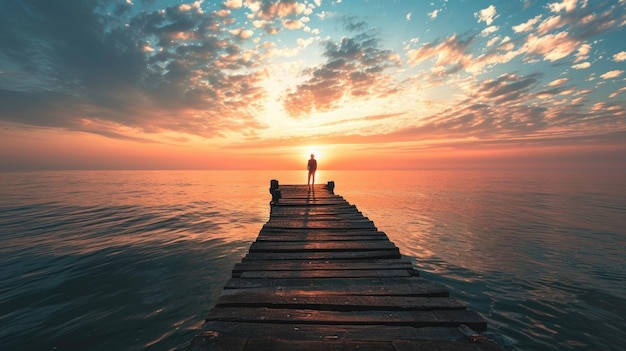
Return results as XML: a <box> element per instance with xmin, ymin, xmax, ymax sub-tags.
<box><xmin>187</xmin><ymin>181</ymin><xmax>504</xmax><ymax>351</ymax></box>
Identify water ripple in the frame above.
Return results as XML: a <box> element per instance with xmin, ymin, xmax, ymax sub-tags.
<box><xmin>1</xmin><ymin>170</ymin><xmax>625</xmax><ymax>350</ymax></box>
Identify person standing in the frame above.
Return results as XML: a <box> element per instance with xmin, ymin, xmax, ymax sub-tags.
<box><xmin>307</xmin><ymin>154</ymin><xmax>317</xmax><ymax>187</ymax></box>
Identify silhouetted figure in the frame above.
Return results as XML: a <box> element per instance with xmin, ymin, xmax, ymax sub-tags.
<box><xmin>307</xmin><ymin>154</ymin><xmax>317</xmax><ymax>187</ymax></box>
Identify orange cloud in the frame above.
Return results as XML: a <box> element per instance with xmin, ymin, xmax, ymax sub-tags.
<box><xmin>548</xmin><ymin>78</ymin><xmax>569</xmax><ymax>87</ymax></box>
<box><xmin>282</xmin><ymin>19</ymin><xmax>304</xmax><ymax>30</ymax></box>
<box><xmin>512</xmin><ymin>14</ymin><xmax>542</xmax><ymax>33</ymax></box>
<box><xmin>572</xmin><ymin>62</ymin><xmax>591</xmax><ymax>69</ymax></box>
<box><xmin>406</xmin><ymin>34</ymin><xmax>474</xmax><ymax>70</ymax></box>
<box><xmin>283</xmin><ymin>31</ymin><xmax>401</xmax><ymax>117</ymax></box>
<box><xmin>250</xmin><ymin>0</ymin><xmax>307</xmax><ymax>20</ymax></box>
<box><xmin>224</xmin><ymin>0</ymin><xmax>243</xmax><ymax>9</ymax></box>
<box><xmin>614</xmin><ymin>51</ymin><xmax>626</xmax><ymax>62</ymax></box>
<box><xmin>601</xmin><ymin>70</ymin><xmax>624</xmax><ymax>79</ymax></box>
<box><xmin>475</xmin><ymin>5</ymin><xmax>498</xmax><ymax>25</ymax></box>
<box><xmin>522</xmin><ymin>31</ymin><xmax>579</xmax><ymax>61</ymax></box>
<box><xmin>548</xmin><ymin>0</ymin><xmax>578</xmax><ymax>14</ymax></box>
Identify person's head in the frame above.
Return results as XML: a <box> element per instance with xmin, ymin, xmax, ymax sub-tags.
<box><xmin>310</xmin><ymin>154</ymin><xmax>315</xmax><ymax>159</ymax></box>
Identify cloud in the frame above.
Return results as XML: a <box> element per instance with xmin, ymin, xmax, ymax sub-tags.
<box><xmin>214</xmin><ymin>8</ymin><xmax>231</xmax><ymax>17</ymax></box>
<box><xmin>403</xmin><ymin>0</ymin><xmax>623</xmax><ymax>81</ymax></box>
<box><xmin>486</xmin><ymin>36</ymin><xmax>501</xmax><ymax>47</ymax></box>
<box><xmin>536</xmin><ymin>15</ymin><xmax>566</xmax><ymax>34</ymax></box>
<box><xmin>283</xmin><ymin>29</ymin><xmax>401</xmax><ymax>117</ymax></box>
<box><xmin>282</xmin><ymin>19</ymin><xmax>305</xmax><ymax>29</ymax></box>
<box><xmin>405</xmin><ymin>32</ymin><xmax>521</xmax><ymax>76</ymax></box>
<box><xmin>224</xmin><ymin>0</ymin><xmax>243</xmax><ymax>9</ymax></box>
<box><xmin>475</xmin><ymin>5</ymin><xmax>498</xmax><ymax>25</ymax></box>
<box><xmin>548</xmin><ymin>0</ymin><xmax>578</xmax><ymax>14</ymax></box>
<box><xmin>0</xmin><ymin>0</ymin><xmax>268</xmax><ymax>140</ymax></box>
<box><xmin>548</xmin><ymin>78</ymin><xmax>570</xmax><ymax>87</ymax></box>
<box><xmin>406</xmin><ymin>34</ymin><xmax>475</xmax><ymax>73</ymax></box>
<box><xmin>341</xmin><ymin>16</ymin><xmax>367</xmax><ymax>32</ymax></box>
<box><xmin>506</xmin><ymin>0</ymin><xmax>626</xmax><ymax>66</ymax></box>
<box><xmin>385</xmin><ymin>70</ymin><xmax>626</xmax><ymax>147</ymax></box>
<box><xmin>475</xmin><ymin>73</ymin><xmax>543</xmax><ymax>105</ymax></box>
<box><xmin>242</xmin><ymin>0</ymin><xmax>320</xmax><ymax>35</ymax></box>
<box><xmin>380</xmin><ymin>73</ymin><xmax>551</xmax><ymax>143</ymax></box>
<box><xmin>1</xmin><ymin>0</ymin><xmax>624</xmax><ymax>158</ymax></box>
<box><xmin>574</xmin><ymin>43</ymin><xmax>592</xmax><ymax>62</ymax></box>
<box><xmin>522</xmin><ymin>31</ymin><xmax>579</xmax><ymax>62</ymax></box>
<box><xmin>512</xmin><ymin>14</ymin><xmax>542</xmax><ymax>33</ymax></box>
<box><xmin>554</xmin><ymin>1</ymin><xmax>626</xmax><ymax>40</ymax></box>
<box><xmin>600</xmin><ymin>70</ymin><xmax>624</xmax><ymax>79</ymax></box>
<box><xmin>609</xmin><ymin>87</ymin><xmax>626</xmax><ymax>98</ymax></box>
<box><xmin>230</xmin><ymin>28</ymin><xmax>255</xmax><ymax>38</ymax></box>
<box><xmin>481</xmin><ymin>26</ymin><xmax>499</xmax><ymax>37</ymax></box>
<box><xmin>572</xmin><ymin>62</ymin><xmax>591</xmax><ymax>69</ymax></box>
<box><xmin>178</xmin><ymin>1</ymin><xmax>204</xmax><ymax>13</ymax></box>
<box><xmin>614</xmin><ymin>51</ymin><xmax>626</xmax><ymax>62</ymax></box>
<box><xmin>250</xmin><ymin>0</ymin><xmax>307</xmax><ymax>20</ymax></box>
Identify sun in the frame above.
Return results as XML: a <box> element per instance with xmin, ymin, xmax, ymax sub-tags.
<box><xmin>294</xmin><ymin>144</ymin><xmax>337</xmax><ymax>171</ymax></box>
<box><xmin>305</xmin><ymin>145</ymin><xmax>323</xmax><ymax>161</ymax></box>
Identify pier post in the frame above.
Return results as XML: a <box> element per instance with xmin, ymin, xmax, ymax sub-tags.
<box><xmin>269</xmin><ymin>179</ymin><xmax>281</xmax><ymax>204</ymax></box>
<box><xmin>326</xmin><ymin>180</ymin><xmax>335</xmax><ymax>193</ymax></box>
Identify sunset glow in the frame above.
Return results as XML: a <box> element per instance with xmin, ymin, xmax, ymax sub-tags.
<box><xmin>1</xmin><ymin>0</ymin><xmax>625</xmax><ymax>170</ymax></box>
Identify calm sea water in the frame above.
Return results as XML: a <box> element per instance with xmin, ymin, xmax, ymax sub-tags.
<box><xmin>0</xmin><ymin>170</ymin><xmax>624</xmax><ymax>351</ymax></box>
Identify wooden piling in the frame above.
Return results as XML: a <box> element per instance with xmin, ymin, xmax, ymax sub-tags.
<box><xmin>187</xmin><ymin>182</ymin><xmax>504</xmax><ymax>351</ymax></box>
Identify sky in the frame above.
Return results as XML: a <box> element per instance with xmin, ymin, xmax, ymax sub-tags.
<box><xmin>0</xmin><ymin>0</ymin><xmax>625</xmax><ymax>170</ymax></box>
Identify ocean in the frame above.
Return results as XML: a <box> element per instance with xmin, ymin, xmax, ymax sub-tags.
<box><xmin>0</xmin><ymin>170</ymin><xmax>624</xmax><ymax>351</ymax></box>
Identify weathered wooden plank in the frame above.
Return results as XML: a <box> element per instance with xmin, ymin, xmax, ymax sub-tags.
<box><xmin>239</xmin><ymin>269</ymin><xmax>412</xmax><ymax>279</ymax></box>
<box><xmin>188</xmin><ymin>335</ymin><xmax>503</xmax><ymax>351</ymax></box>
<box><xmin>268</xmin><ymin>215</ymin><xmax>372</xmax><ymax>222</ymax></box>
<box><xmin>249</xmin><ymin>241</ymin><xmax>398</xmax><ymax>252</ymax></box>
<box><xmin>269</xmin><ymin>206</ymin><xmax>361</xmax><ymax>213</ymax></box>
<box><xmin>258</xmin><ymin>228</ymin><xmax>383</xmax><ymax>234</ymax></box>
<box><xmin>267</xmin><ymin>217</ymin><xmax>371</xmax><ymax>224</ymax></box>
<box><xmin>270</xmin><ymin>209</ymin><xmax>360</xmax><ymax>216</ymax></box>
<box><xmin>197</xmin><ymin>321</ymin><xmax>471</xmax><ymax>341</ymax></box>
<box><xmin>274</xmin><ymin>199</ymin><xmax>350</xmax><ymax>205</ymax></box>
<box><xmin>232</xmin><ymin>259</ymin><xmax>416</xmax><ymax>277</ymax></box>
<box><xmin>189</xmin><ymin>322</ymin><xmax>504</xmax><ymax>351</ymax></box>
<box><xmin>269</xmin><ymin>207</ymin><xmax>361</xmax><ymax>215</ymax></box>
<box><xmin>263</xmin><ymin>220</ymin><xmax>377</xmax><ymax>229</ymax></box>
<box><xmin>270</xmin><ymin>204</ymin><xmax>354</xmax><ymax>209</ymax></box>
<box><xmin>223</xmin><ymin>277</ymin><xmax>450</xmax><ymax>297</ymax></box>
<box><xmin>243</xmin><ymin>249</ymin><xmax>400</xmax><ymax>260</ymax></box>
<box><xmin>205</xmin><ymin>307</ymin><xmax>488</xmax><ymax>331</ymax></box>
<box><xmin>281</xmin><ymin>187</ymin><xmax>340</xmax><ymax>191</ymax></box>
<box><xmin>233</xmin><ymin>259</ymin><xmax>413</xmax><ymax>272</ymax></box>
<box><xmin>188</xmin><ymin>336</ymin><xmax>502</xmax><ymax>351</ymax></box>
<box><xmin>255</xmin><ymin>233</ymin><xmax>389</xmax><ymax>241</ymax></box>
<box><xmin>274</xmin><ymin>196</ymin><xmax>347</xmax><ymax>201</ymax></box>
<box><xmin>266</xmin><ymin>216</ymin><xmax>368</xmax><ymax>222</ymax></box>
<box><xmin>215</xmin><ymin>294</ymin><xmax>466</xmax><ymax>311</ymax></box>
<box><xmin>274</xmin><ymin>188</ymin><xmax>342</xmax><ymax>197</ymax></box>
